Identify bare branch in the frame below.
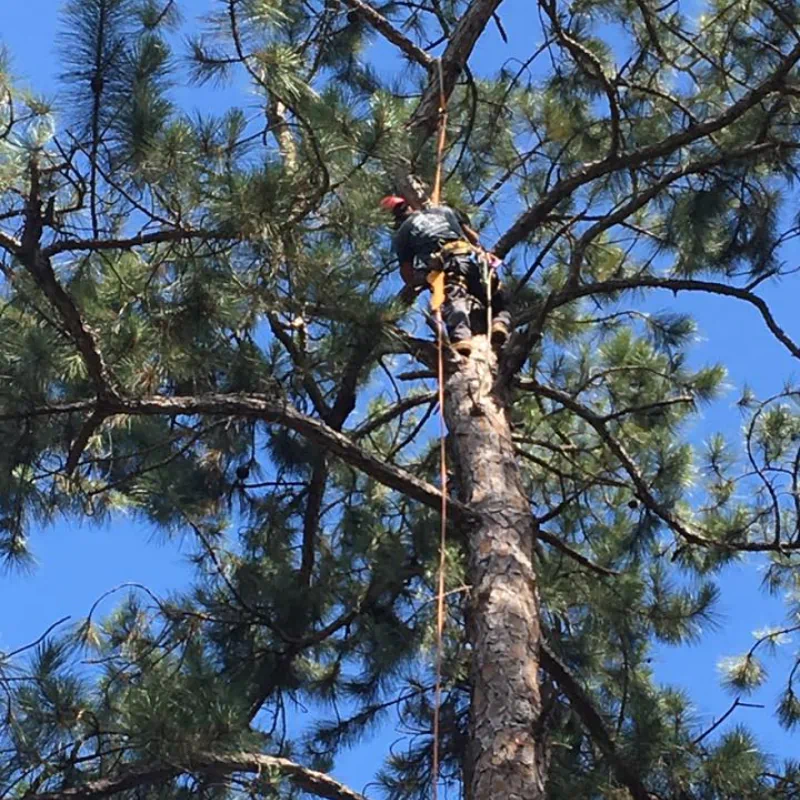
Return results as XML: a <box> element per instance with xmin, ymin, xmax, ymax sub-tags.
<box><xmin>3</xmin><ymin>616</ymin><xmax>71</xmax><ymax>660</ymax></box>
<box><xmin>351</xmin><ymin>392</ymin><xmax>437</xmax><ymax>440</ymax></box>
<box><xmin>537</xmin><ymin>527</ymin><xmax>618</xmax><ymax>577</ymax></box>
<box><xmin>691</xmin><ymin>697</ymin><xmax>764</xmax><ymax>746</ymax></box>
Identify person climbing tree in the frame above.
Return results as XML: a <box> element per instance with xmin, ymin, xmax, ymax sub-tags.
<box><xmin>380</xmin><ymin>196</ymin><xmax>511</xmax><ymax>356</ymax></box>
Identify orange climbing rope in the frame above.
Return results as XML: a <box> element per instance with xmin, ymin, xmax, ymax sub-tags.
<box><xmin>430</xmin><ymin>57</ymin><xmax>448</xmax><ymax>800</ymax></box>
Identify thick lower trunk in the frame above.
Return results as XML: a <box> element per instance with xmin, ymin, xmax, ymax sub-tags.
<box><xmin>444</xmin><ymin>338</ymin><xmax>545</xmax><ymax>800</ymax></box>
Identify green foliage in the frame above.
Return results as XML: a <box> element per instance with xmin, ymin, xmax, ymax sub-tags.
<box><xmin>3</xmin><ymin>0</ymin><xmax>800</xmax><ymax>797</ymax></box>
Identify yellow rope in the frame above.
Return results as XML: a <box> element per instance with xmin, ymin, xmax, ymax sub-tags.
<box><xmin>431</xmin><ymin>57</ymin><xmax>448</xmax><ymax>800</ymax></box>
<box><xmin>431</xmin><ymin>306</ymin><xmax>447</xmax><ymax>800</ymax></box>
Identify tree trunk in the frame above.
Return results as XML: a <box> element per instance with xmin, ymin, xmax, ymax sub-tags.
<box><xmin>444</xmin><ymin>337</ymin><xmax>546</xmax><ymax>800</ymax></box>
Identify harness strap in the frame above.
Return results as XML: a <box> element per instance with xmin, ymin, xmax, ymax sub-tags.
<box><xmin>427</xmin><ymin>240</ymin><xmax>475</xmax><ymax>310</ymax></box>
<box><xmin>432</xmin><ymin>239</ymin><xmax>478</xmax><ymax>262</ymax></box>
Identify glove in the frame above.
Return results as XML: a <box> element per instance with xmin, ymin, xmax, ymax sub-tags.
<box><xmin>485</xmin><ymin>252</ymin><xmax>503</xmax><ymax>270</ymax></box>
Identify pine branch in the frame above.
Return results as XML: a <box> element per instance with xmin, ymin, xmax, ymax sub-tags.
<box><xmin>523</xmin><ymin>379</ymin><xmax>800</xmax><ymax>554</ymax></box>
<box><xmin>540</xmin><ymin>0</ymin><xmax>622</xmax><ymax>160</ymax></box>
<box><xmin>0</xmin><ymin>231</ymin><xmax>21</xmax><ymax>254</ymax></box>
<box><xmin>64</xmin><ymin>409</ymin><xmax>105</xmax><ymax>475</ymax></box>
<box><xmin>351</xmin><ymin>392</ymin><xmax>437</xmax><ymax>440</ymax></box>
<box><xmin>536</xmin><ymin>527</ymin><xmax>618</xmax><ymax>577</ymax></box>
<box><xmin>300</xmin><ymin>458</ymin><xmax>328</xmax><ymax>587</ymax></box>
<box><xmin>0</xmin><ymin>85</ymin><xmax>14</xmax><ymax>141</ymax></box>
<box><xmin>267</xmin><ymin>99</ymin><xmax>299</xmax><ymax>172</ymax></box>
<box><xmin>25</xmin><ymin>750</ymin><xmax>369</xmax><ymax>800</ymax></box>
<box><xmin>540</xmin><ymin>276</ymin><xmax>800</xmax><ymax>362</ymax></box>
<box><xmin>20</xmin><ymin>254</ymin><xmax>117</xmax><ymax>396</ymax></box>
<box><xmin>120</xmin><ymin>392</ymin><xmax>475</xmax><ymax>519</ymax></box>
<box><xmin>0</xmin><ymin>400</ymin><xmax>96</xmax><ymax>421</ymax></box>
<box><xmin>329</xmin><ymin>339</ymin><xmax>380</xmax><ymax>428</ymax></box>
<box><xmin>340</xmin><ymin>0</ymin><xmax>433</xmax><ymax>68</ymax></box>
<box><xmin>17</xmin><ymin>163</ymin><xmax>118</xmax><ymax>398</ymax></box>
<box><xmin>247</xmin><ymin>560</ymin><xmax>424</xmax><ymax>718</ymax></box>
<box><xmin>630</xmin><ymin>0</ymin><xmax>668</xmax><ymax>59</ymax></box>
<box><xmin>87</xmin><ymin>0</ymin><xmax>107</xmax><ymax>240</ymax></box>
<box><xmin>43</xmin><ymin>227</ymin><xmax>228</xmax><ymax>257</ymax></box>
<box><xmin>600</xmin><ymin>395</ymin><xmax>695</xmax><ymax>422</ymax></box>
<box><xmin>525</xmin><ymin>379</ymin><xmax>711</xmax><ymax>546</ymax></box>
<box><xmin>493</xmin><ymin>39</ymin><xmax>800</xmax><ymax>257</ymax></box>
<box><xmin>540</xmin><ymin>642</ymin><xmax>653</xmax><ymax>800</ymax></box>
<box><xmin>0</xmin><ymin>390</ymin><xmax>472</xmax><ymax>521</ymax></box>
<box><xmin>3</xmin><ymin>616</ymin><xmax>71</xmax><ymax>660</ymax></box>
<box><xmin>691</xmin><ymin>697</ymin><xmax>764</xmax><ymax>746</ymax></box>
<box><xmin>1</xmin><ymin>388</ymin><xmax>470</xmax><ymax>534</ymax></box>
<box><xmin>408</xmin><ymin>0</ymin><xmax>503</xmax><ymax>135</ymax></box>
<box><xmin>563</xmin><ymin>140</ymin><xmax>789</xmax><ymax>287</ymax></box>
<box><xmin>267</xmin><ymin>312</ymin><xmax>330</xmax><ymax>419</ymax></box>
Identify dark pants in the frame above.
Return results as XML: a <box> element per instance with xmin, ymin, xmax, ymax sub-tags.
<box><xmin>441</xmin><ymin>254</ymin><xmax>511</xmax><ymax>343</ymax></box>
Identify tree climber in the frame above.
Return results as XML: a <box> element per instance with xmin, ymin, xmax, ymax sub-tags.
<box><xmin>381</xmin><ymin>196</ymin><xmax>511</xmax><ymax>357</ymax></box>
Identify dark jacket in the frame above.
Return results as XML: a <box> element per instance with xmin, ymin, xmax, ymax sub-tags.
<box><xmin>392</xmin><ymin>206</ymin><xmax>468</xmax><ymax>268</ymax></box>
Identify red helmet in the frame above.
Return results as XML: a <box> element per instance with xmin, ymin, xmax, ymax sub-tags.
<box><xmin>380</xmin><ymin>195</ymin><xmax>407</xmax><ymax>213</ymax></box>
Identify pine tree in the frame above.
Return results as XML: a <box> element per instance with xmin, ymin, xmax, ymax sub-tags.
<box><xmin>3</xmin><ymin>0</ymin><xmax>800</xmax><ymax>798</ymax></box>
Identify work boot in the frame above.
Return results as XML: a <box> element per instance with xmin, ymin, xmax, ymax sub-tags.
<box><xmin>490</xmin><ymin>320</ymin><xmax>510</xmax><ymax>349</ymax></box>
<box><xmin>452</xmin><ymin>338</ymin><xmax>472</xmax><ymax>357</ymax></box>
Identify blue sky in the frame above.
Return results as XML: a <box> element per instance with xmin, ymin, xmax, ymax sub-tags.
<box><xmin>1</xmin><ymin>0</ymin><xmax>799</xmax><ymax>794</ymax></box>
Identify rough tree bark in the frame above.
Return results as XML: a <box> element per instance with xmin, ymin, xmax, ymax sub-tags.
<box><xmin>443</xmin><ymin>337</ymin><xmax>546</xmax><ymax>800</ymax></box>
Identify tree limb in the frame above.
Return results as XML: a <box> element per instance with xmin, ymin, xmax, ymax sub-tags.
<box><xmin>493</xmin><ymin>40</ymin><xmax>800</xmax><ymax>257</ymax></box>
<box><xmin>0</xmin><ymin>231</ymin><xmax>21</xmax><ymax>255</ymax></box>
<box><xmin>540</xmin><ymin>642</ymin><xmax>653</xmax><ymax>800</ymax></box>
<box><xmin>341</xmin><ymin>0</ymin><xmax>433</xmax><ymax>68</ymax></box>
<box><xmin>536</xmin><ymin>527</ymin><xmax>618</xmax><ymax>577</ymax></box>
<box><xmin>43</xmin><ymin>228</ymin><xmax>227</xmax><ymax>257</ymax></box>
<box><xmin>525</xmin><ymin>378</ymin><xmax>800</xmax><ymax>553</ymax></box>
<box><xmin>300</xmin><ymin>458</ymin><xmax>328</xmax><ymax>587</ymax></box>
<box><xmin>0</xmin><ymin>400</ymin><xmax>96</xmax><ymax>421</ymax></box>
<box><xmin>540</xmin><ymin>0</ymin><xmax>621</xmax><ymax>161</ymax></box>
<box><xmin>110</xmin><ymin>393</ymin><xmax>477</xmax><ymax>522</ymax></box>
<box><xmin>65</xmin><ymin>409</ymin><xmax>105</xmax><ymax>475</ymax></box>
<box><xmin>564</xmin><ymin>141</ymin><xmax>783</xmax><ymax>286</ymax></box>
<box><xmin>267</xmin><ymin>312</ymin><xmax>330</xmax><ymax>419</ymax></box>
<box><xmin>541</xmin><ymin>275</ymin><xmax>800</xmax><ymax>361</ymax></box>
<box><xmin>25</xmin><ymin>750</ymin><xmax>369</xmax><ymax>800</ymax></box>
<box><xmin>0</xmin><ymin>389</ymin><xmax>476</xmax><ymax>524</ymax></box>
<box><xmin>408</xmin><ymin>0</ymin><xmax>504</xmax><ymax>135</ymax></box>
<box><xmin>21</xmin><ymin>253</ymin><xmax>118</xmax><ymax>397</ymax></box>
<box><xmin>351</xmin><ymin>392</ymin><xmax>437</xmax><ymax>440</ymax></box>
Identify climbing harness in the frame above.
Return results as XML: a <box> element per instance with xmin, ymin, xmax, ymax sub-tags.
<box><xmin>426</xmin><ymin>238</ymin><xmax>477</xmax><ymax>311</ymax></box>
